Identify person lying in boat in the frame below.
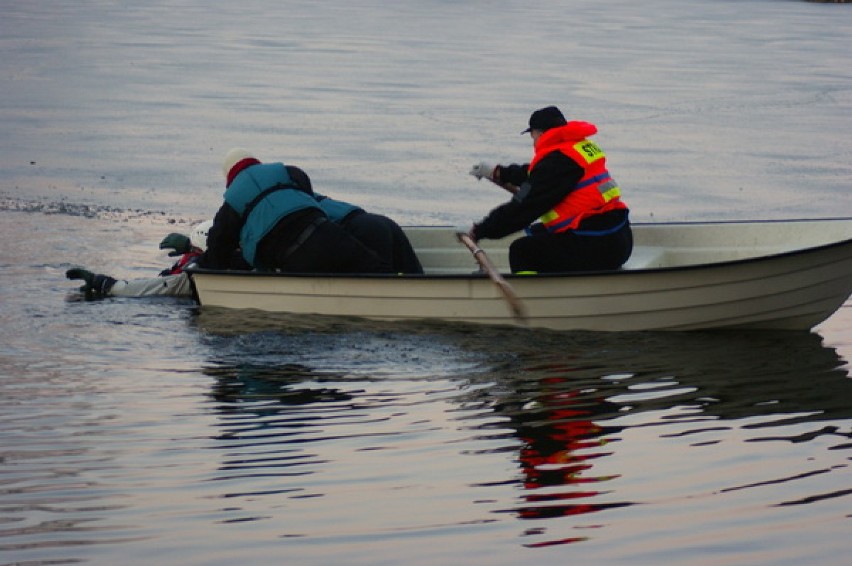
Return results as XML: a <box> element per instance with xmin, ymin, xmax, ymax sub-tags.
<box><xmin>197</xmin><ymin>148</ymin><xmax>396</xmax><ymax>274</ymax></box>
<box><xmin>467</xmin><ymin>106</ymin><xmax>633</xmax><ymax>274</ymax></box>
<box><xmin>65</xmin><ymin>221</ymin><xmax>215</xmax><ymax>298</ymax></box>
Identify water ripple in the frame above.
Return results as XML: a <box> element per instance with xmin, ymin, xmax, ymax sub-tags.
<box><xmin>3</xmin><ymin>277</ymin><xmax>851</xmax><ymax>563</ymax></box>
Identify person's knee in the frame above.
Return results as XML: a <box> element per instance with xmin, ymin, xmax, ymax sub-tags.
<box><xmin>509</xmin><ymin>239</ymin><xmax>538</xmax><ymax>272</ymax></box>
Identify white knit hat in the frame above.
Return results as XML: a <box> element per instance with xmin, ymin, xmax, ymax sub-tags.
<box><xmin>221</xmin><ymin>147</ymin><xmax>255</xmax><ymax>180</ymax></box>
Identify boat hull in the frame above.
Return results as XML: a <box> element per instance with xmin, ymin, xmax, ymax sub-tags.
<box><xmin>188</xmin><ymin>219</ymin><xmax>852</xmax><ymax>332</ymax></box>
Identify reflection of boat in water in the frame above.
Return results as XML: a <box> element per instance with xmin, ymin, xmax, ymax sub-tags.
<box><xmin>462</xmin><ymin>328</ymin><xmax>851</xmax><ymax>546</ymax></box>
<box><xmin>206</xmin><ymin>363</ymin><xmax>353</xmax><ymax>408</ymax></box>
<box><xmin>191</xmin><ymin>310</ymin><xmax>851</xmax><ymax>547</ymax></box>
<box><xmin>200</xmin><ymin>361</ymin><xmax>356</xmax><ymax>499</ymax></box>
<box><xmin>189</xmin><ymin>218</ymin><xmax>852</xmax><ymax>331</ymax></box>
<box><xmin>192</xmin><ymin>308</ymin><xmax>851</xmax><ymax>426</ymax></box>
<box><xmin>600</xmin><ymin>329</ymin><xmax>850</xmax><ymax>423</ymax></box>
<box><xmin>456</xmin><ymin>327</ymin><xmax>851</xmax><ymax>422</ymax></box>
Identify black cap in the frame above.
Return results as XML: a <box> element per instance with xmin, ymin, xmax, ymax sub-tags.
<box><xmin>521</xmin><ymin>106</ymin><xmax>567</xmax><ymax>134</ymax></box>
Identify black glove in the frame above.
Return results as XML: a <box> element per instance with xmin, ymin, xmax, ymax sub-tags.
<box><xmin>66</xmin><ymin>268</ymin><xmax>116</xmax><ymax>296</ymax></box>
<box><xmin>66</xmin><ymin>268</ymin><xmax>95</xmax><ymax>291</ymax></box>
<box><xmin>159</xmin><ymin>233</ymin><xmax>192</xmax><ymax>257</ymax></box>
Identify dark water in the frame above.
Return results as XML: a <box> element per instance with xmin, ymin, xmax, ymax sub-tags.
<box><xmin>2</xmin><ymin>0</ymin><xmax>851</xmax><ymax>563</ymax></box>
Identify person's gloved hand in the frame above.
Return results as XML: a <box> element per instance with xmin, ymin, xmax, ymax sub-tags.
<box><xmin>468</xmin><ymin>224</ymin><xmax>481</xmax><ymax>243</ymax></box>
<box><xmin>469</xmin><ymin>161</ymin><xmax>495</xmax><ymax>181</ymax></box>
<box><xmin>455</xmin><ymin>225</ymin><xmax>479</xmax><ymax>243</ymax></box>
<box><xmin>66</xmin><ymin>267</ymin><xmax>95</xmax><ymax>291</ymax></box>
<box><xmin>66</xmin><ymin>268</ymin><xmax>116</xmax><ymax>296</ymax></box>
<box><xmin>159</xmin><ymin>233</ymin><xmax>192</xmax><ymax>256</ymax></box>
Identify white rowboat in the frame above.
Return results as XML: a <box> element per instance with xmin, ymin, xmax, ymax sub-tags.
<box><xmin>187</xmin><ymin>218</ymin><xmax>852</xmax><ymax>332</ymax></box>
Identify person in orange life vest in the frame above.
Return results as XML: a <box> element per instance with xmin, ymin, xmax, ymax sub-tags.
<box><xmin>197</xmin><ymin>148</ymin><xmax>393</xmax><ymax>274</ymax></box>
<box><xmin>467</xmin><ymin>106</ymin><xmax>632</xmax><ymax>274</ymax></box>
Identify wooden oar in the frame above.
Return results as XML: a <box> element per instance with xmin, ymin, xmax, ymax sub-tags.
<box><xmin>457</xmin><ymin>232</ymin><xmax>528</xmax><ymax>325</ymax></box>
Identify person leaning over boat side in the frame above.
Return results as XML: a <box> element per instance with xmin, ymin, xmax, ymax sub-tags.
<box><xmin>467</xmin><ymin>106</ymin><xmax>633</xmax><ymax>273</ymax></box>
<box><xmin>241</xmin><ymin>151</ymin><xmax>422</xmax><ymax>273</ymax></box>
<box><xmin>197</xmin><ymin>148</ymin><xmax>394</xmax><ymax>274</ymax></box>
<box><xmin>65</xmin><ymin>221</ymin><xmax>212</xmax><ymax>298</ymax></box>
<box><xmin>313</xmin><ymin>194</ymin><xmax>424</xmax><ymax>274</ymax></box>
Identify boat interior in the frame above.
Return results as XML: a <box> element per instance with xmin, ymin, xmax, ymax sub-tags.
<box><xmin>402</xmin><ymin>219</ymin><xmax>852</xmax><ymax>276</ymax></box>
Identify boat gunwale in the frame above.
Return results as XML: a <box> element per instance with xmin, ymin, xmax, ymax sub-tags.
<box><xmin>186</xmin><ymin>219</ymin><xmax>852</xmax><ymax>281</ymax></box>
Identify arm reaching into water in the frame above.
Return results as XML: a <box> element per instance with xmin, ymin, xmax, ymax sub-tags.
<box><xmin>66</xmin><ymin>268</ymin><xmax>193</xmax><ymax>298</ymax></box>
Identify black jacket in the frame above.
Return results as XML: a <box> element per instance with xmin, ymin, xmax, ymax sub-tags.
<box><xmin>471</xmin><ymin>151</ymin><xmax>584</xmax><ymax>240</ymax></box>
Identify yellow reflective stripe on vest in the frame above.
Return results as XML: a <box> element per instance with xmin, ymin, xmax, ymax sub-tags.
<box><xmin>597</xmin><ymin>179</ymin><xmax>620</xmax><ymax>202</ymax></box>
<box><xmin>539</xmin><ymin>209</ymin><xmax>559</xmax><ymax>223</ymax></box>
<box><xmin>573</xmin><ymin>140</ymin><xmax>605</xmax><ymax>164</ymax></box>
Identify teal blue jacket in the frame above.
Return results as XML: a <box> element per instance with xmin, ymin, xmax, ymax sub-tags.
<box><xmin>224</xmin><ymin>163</ymin><xmax>320</xmax><ymax>266</ymax></box>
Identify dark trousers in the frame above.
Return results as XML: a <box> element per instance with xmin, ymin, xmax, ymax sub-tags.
<box><xmin>509</xmin><ymin>222</ymin><xmax>633</xmax><ymax>274</ymax></box>
<box><xmin>342</xmin><ymin>212</ymin><xmax>424</xmax><ymax>274</ymax></box>
<box><xmin>268</xmin><ymin>220</ymin><xmax>394</xmax><ymax>274</ymax></box>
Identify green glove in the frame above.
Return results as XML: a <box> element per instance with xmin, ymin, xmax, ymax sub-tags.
<box><xmin>159</xmin><ymin>233</ymin><xmax>192</xmax><ymax>257</ymax></box>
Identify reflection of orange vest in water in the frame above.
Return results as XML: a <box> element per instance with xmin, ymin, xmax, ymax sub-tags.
<box><xmin>529</xmin><ymin>122</ymin><xmax>627</xmax><ymax>234</ymax></box>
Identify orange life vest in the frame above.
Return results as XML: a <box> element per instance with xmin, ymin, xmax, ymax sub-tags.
<box><xmin>529</xmin><ymin>122</ymin><xmax>627</xmax><ymax>234</ymax></box>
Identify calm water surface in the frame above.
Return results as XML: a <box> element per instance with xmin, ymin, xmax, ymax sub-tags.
<box><xmin>1</xmin><ymin>209</ymin><xmax>850</xmax><ymax>565</ymax></box>
<box><xmin>2</xmin><ymin>0</ymin><xmax>851</xmax><ymax>564</ymax></box>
